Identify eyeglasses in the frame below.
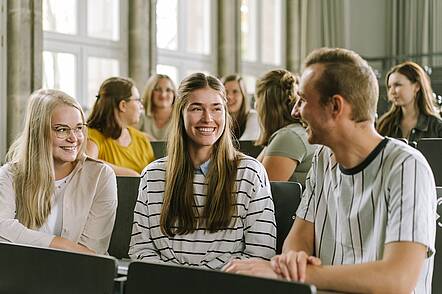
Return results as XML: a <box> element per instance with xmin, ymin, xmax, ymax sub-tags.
<box><xmin>52</xmin><ymin>124</ymin><xmax>86</xmax><ymax>139</ymax></box>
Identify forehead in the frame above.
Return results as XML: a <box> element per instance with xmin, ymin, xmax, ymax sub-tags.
<box><xmin>187</xmin><ymin>87</ymin><xmax>223</xmax><ymax>105</ymax></box>
<box><xmin>224</xmin><ymin>80</ymin><xmax>240</xmax><ymax>89</ymax></box>
<box><xmin>299</xmin><ymin>64</ymin><xmax>322</xmax><ymax>94</ymax></box>
<box><xmin>388</xmin><ymin>72</ymin><xmax>410</xmax><ymax>84</ymax></box>
<box><xmin>51</xmin><ymin>104</ymin><xmax>83</xmax><ymax>123</ymax></box>
<box><xmin>157</xmin><ymin>78</ymin><xmax>172</xmax><ymax>87</ymax></box>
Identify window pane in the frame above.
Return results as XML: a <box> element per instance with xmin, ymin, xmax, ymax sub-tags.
<box><xmin>157</xmin><ymin>0</ymin><xmax>178</xmax><ymax>50</ymax></box>
<box><xmin>157</xmin><ymin>64</ymin><xmax>178</xmax><ymax>86</ymax></box>
<box><xmin>243</xmin><ymin>75</ymin><xmax>257</xmax><ymax>108</ymax></box>
<box><xmin>43</xmin><ymin>0</ymin><xmax>77</xmax><ymax>34</ymax></box>
<box><xmin>87</xmin><ymin>0</ymin><xmax>120</xmax><ymax>41</ymax></box>
<box><xmin>185</xmin><ymin>0</ymin><xmax>210</xmax><ymax>54</ymax></box>
<box><xmin>241</xmin><ymin>0</ymin><xmax>257</xmax><ymax>62</ymax></box>
<box><xmin>261</xmin><ymin>0</ymin><xmax>282</xmax><ymax>65</ymax></box>
<box><xmin>43</xmin><ymin>51</ymin><xmax>76</xmax><ymax>98</ymax></box>
<box><xmin>87</xmin><ymin>57</ymin><xmax>120</xmax><ymax>110</ymax></box>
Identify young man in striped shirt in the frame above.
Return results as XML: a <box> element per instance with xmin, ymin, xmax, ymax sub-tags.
<box><xmin>225</xmin><ymin>48</ymin><xmax>436</xmax><ymax>294</ymax></box>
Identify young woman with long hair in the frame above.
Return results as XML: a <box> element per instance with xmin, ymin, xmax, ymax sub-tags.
<box><xmin>221</xmin><ymin>74</ymin><xmax>259</xmax><ymax>141</ymax></box>
<box><xmin>129</xmin><ymin>73</ymin><xmax>276</xmax><ymax>268</ymax></box>
<box><xmin>377</xmin><ymin>61</ymin><xmax>442</xmax><ymax>143</ymax></box>
<box><xmin>0</xmin><ymin>89</ymin><xmax>117</xmax><ymax>254</ymax></box>
<box><xmin>138</xmin><ymin>74</ymin><xmax>176</xmax><ymax>141</ymax></box>
<box><xmin>255</xmin><ymin>69</ymin><xmax>316</xmax><ymax>185</ymax></box>
<box><xmin>86</xmin><ymin>77</ymin><xmax>155</xmax><ymax>176</ymax></box>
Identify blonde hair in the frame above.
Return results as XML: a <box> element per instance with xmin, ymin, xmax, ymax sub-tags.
<box><xmin>161</xmin><ymin>73</ymin><xmax>240</xmax><ymax>236</ymax></box>
<box><xmin>255</xmin><ymin>69</ymin><xmax>299</xmax><ymax>146</ymax></box>
<box><xmin>377</xmin><ymin>61</ymin><xmax>440</xmax><ymax>136</ymax></box>
<box><xmin>6</xmin><ymin>89</ymin><xmax>86</xmax><ymax>229</ymax></box>
<box><xmin>221</xmin><ymin>74</ymin><xmax>250</xmax><ymax>139</ymax></box>
<box><xmin>304</xmin><ymin>47</ymin><xmax>379</xmax><ymax>122</ymax></box>
<box><xmin>141</xmin><ymin>74</ymin><xmax>176</xmax><ymax>117</ymax></box>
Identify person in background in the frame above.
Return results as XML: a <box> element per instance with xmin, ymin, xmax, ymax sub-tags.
<box><xmin>377</xmin><ymin>61</ymin><xmax>442</xmax><ymax>144</ymax></box>
<box><xmin>138</xmin><ymin>74</ymin><xmax>176</xmax><ymax>141</ymax></box>
<box><xmin>225</xmin><ymin>48</ymin><xmax>435</xmax><ymax>294</ymax></box>
<box><xmin>129</xmin><ymin>73</ymin><xmax>276</xmax><ymax>269</ymax></box>
<box><xmin>222</xmin><ymin>74</ymin><xmax>260</xmax><ymax>141</ymax></box>
<box><xmin>0</xmin><ymin>89</ymin><xmax>117</xmax><ymax>254</ymax></box>
<box><xmin>86</xmin><ymin>77</ymin><xmax>154</xmax><ymax>176</ymax></box>
<box><xmin>254</xmin><ymin>69</ymin><xmax>315</xmax><ymax>185</ymax></box>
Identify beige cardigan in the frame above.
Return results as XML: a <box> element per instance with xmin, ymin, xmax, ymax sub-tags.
<box><xmin>0</xmin><ymin>156</ymin><xmax>117</xmax><ymax>254</ymax></box>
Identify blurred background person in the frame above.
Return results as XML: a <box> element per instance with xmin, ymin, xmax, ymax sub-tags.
<box><xmin>222</xmin><ymin>74</ymin><xmax>260</xmax><ymax>141</ymax></box>
<box><xmin>255</xmin><ymin>69</ymin><xmax>316</xmax><ymax>186</ymax></box>
<box><xmin>86</xmin><ymin>77</ymin><xmax>154</xmax><ymax>176</ymax></box>
<box><xmin>138</xmin><ymin>74</ymin><xmax>176</xmax><ymax>141</ymax></box>
<box><xmin>377</xmin><ymin>61</ymin><xmax>442</xmax><ymax>143</ymax></box>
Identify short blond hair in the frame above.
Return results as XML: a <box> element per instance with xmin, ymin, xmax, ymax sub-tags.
<box><xmin>304</xmin><ymin>47</ymin><xmax>379</xmax><ymax>122</ymax></box>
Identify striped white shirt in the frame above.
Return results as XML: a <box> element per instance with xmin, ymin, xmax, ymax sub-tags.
<box><xmin>297</xmin><ymin>138</ymin><xmax>436</xmax><ymax>294</ymax></box>
<box><xmin>129</xmin><ymin>156</ymin><xmax>276</xmax><ymax>270</ymax></box>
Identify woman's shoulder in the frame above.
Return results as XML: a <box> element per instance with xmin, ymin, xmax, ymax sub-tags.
<box><xmin>81</xmin><ymin>156</ymin><xmax>114</xmax><ymax>174</ymax></box>
<box><xmin>0</xmin><ymin>163</ymin><xmax>13</xmax><ymax>179</ymax></box>
<box><xmin>237</xmin><ymin>154</ymin><xmax>265</xmax><ymax>173</ymax></box>
<box><xmin>141</xmin><ymin>157</ymin><xmax>168</xmax><ymax>176</ymax></box>
<box><xmin>87</xmin><ymin>127</ymin><xmax>105</xmax><ymax>141</ymax></box>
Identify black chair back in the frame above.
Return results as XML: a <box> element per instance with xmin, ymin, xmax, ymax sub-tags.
<box><xmin>417</xmin><ymin>138</ymin><xmax>442</xmax><ymax>186</ymax></box>
<box><xmin>151</xmin><ymin>141</ymin><xmax>167</xmax><ymax>159</ymax></box>
<box><xmin>239</xmin><ymin>140</ymin><xmax>264</xmax><ymax>158</ymax></box>
<box><xmin>0</xmin><ymin>242</ymin><xmax>117</xmax><ymax>294</ymax></box>
<box><xmin>270</xmin><ymin>181</ymin><xmax>302</xmax><ymax>254</ymax></box>
<box><xmin>125</xmin><ymin>261</ymin><xmax>316</xmax><ymax>294</ymax></box>
<box><xmin>108</xmin><ymin>176</ymin><xmax>141</xmax><ymax>259</ymax></box>
<box><xmin>433</xmin><ymin>187</ymin><xmax>442</xmax><ymax>293</ymax></box>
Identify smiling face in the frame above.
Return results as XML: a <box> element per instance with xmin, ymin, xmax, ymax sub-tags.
<box><xmin>387</xmin><ymin>72</ymin><xmax>420</xmax><ymax>108</ymax></box>
<box><xmin>297</xmin><ymin>64</ymin><xmax>333</xmax><ymax>145</ymax></box>
<box><xmin>51</xmin><ymin>104</ymin><xmax>85</xmax><ymax>166</ymax></box>
<box><xmin>152</xmin><ymin>78</ymin><xmax>175</xmax><ymax>110</ymax></box>
<box><xmin>183</xmin><ymin>87</ymin><xmax>226</xmax><ymax>157</ymax></box>
<box><xmin>224</xmin><ymin>80</ymin><xmax>244</xmax><ymax>114</ymax></box>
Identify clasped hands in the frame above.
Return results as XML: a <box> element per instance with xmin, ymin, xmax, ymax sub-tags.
<box><xmin>224</xmin><ymin>250</ymin><xmax>321</xmax><ymax>282</ymax></box>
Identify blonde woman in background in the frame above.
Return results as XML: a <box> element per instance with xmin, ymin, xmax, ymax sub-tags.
<box><xmin>139</xmin><ymin>74</ymin><xmax>176</xmax><ymax>141</ymax></box>
<box><xmin>222</xmin><ymin>74</ymin><xmax>259</xmax><ymax>141</ymax></box>
<box><xmin>86</xmin><ymin>77</ymin><xmax>155</xmax><ymax>176</ymax></box>
<box><xmin>129</xmin><ymin>73</ymin><xmax>276</xmax><ymax>268</ymax></box>
<box><xmin>255</xmin><ymin>69</ymin><xmax>316</xmax><ymax>186</ymax></box>
<box><xmin>0</xmin><ymin>89</ymin><xmax>117</xmax><ymax>254</ymax></box>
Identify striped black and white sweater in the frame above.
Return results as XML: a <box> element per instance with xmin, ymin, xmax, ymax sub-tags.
<box><xmin>129</xmin><ymin>156</ymin><xmax>276</xmax><ymax>270</ymax></box>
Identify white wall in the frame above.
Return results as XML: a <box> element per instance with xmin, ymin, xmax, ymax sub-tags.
<box><xmin>0</xmin><ymin>0</ymin><xmax>6</xmax><ymax>163</ymax></box>
<box><xmin>347</xmin><ymin>0</ymin><xmax>388</xmax><ymax>59</ymax></box>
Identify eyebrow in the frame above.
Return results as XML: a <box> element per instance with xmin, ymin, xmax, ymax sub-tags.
<box><xmin>52</xmin><ymin>123</ymin><xmax>84</xmax><ymax>127</ymax></box>
<box><xmin>188</xmin><ymin>102</ymin><xmax>223</xmax><ymax>107</ymax></box>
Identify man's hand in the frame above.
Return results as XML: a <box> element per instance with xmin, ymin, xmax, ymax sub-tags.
<box><xmin>223</xmin><ymin>258</ymin><xmax>280</xmax><ymax>280</ymax></box>
<box><xmin>271</xmin><ymin>250</ymin><xmax>321</xmax><ymax>282</ymax></box>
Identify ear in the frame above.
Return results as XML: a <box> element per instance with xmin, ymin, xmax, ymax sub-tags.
<box><xmin>414</xmin><ymin>83</ymin><xmax>421</xmax><ymax>96</ymax></box>
<box><xmin>118</xmin><ymin>100</ymin><xmax>127</xmax><ymax>112</ymax></box>
<box><xmin>329</xmin><ymin>94</ymin><xmax>345</xmax><ymax>118</ymax></box>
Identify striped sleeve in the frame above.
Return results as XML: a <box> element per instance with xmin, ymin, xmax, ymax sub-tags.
<box><xmin>296</xmin><ymin>148</ymin><xmax>320</xmax><ymax>222</ymax></box>
<box><xmin>238</xmin><ymin>159</ymin><xmax>276</xmax><ymax>260</ymax></box>
<box><xmin>128</xmin><ymin>167</ymin><xmax>163</xmax><ymax>262</ymax></box>
<box><xmin>384</xmin><ymin>154</ymin><xmax>436</xmax><ymax>256</ymax></box>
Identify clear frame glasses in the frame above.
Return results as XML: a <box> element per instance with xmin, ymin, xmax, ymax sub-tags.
<box><xmin>52</xmin><ymin>124</ymin><xmax>86</xmax><ymax>139</ymax></box>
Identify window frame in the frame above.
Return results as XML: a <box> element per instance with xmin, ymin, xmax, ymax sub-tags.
<box><xmin>42</xmin><ymin>0</ymin><xmax>128</xmax><ymax>112</ymax></box>
<box><xmin>240</xmin><ymin>0</ymin><xmax>286</xmax><ymax>90</ymax></box>
<box><xmin>156</xmin><ymin>0</ymin><xmax>218</xmax><ymax>84</ymax></box>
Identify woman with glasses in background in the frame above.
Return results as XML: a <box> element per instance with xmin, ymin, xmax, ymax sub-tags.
<box><xmin>0</xmin><ymin>89</ymin><xmax>117</xmax><ymax>254</ymax></box>
<box><xmin>138</xmin><ymin>74</ymin><xmax>176</xmax><ymax>141</ymax></box>
<box><xmin>222</xmin><ymin>74</ymin><xmax>260</xmax><ymax>141</ymax></box>
<box><xmin>87</xmin><ymin>77</ymin><xmax>155</xmax><ymax>176</ymax></box>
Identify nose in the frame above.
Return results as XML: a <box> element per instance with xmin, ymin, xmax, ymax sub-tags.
<box><xmin>201</xmin><ymin>109</ymin><xmax>213</xmax><ymax>122</ymax></box>
<box><xmin>291</xmin><ymin>100</ymin><xmax>302</xmax><ymax>119</ymax></box>
<box><xmin>66</xmin><ymin>130</ymin><xmax>78</xmax><ymax>142</ymax></box>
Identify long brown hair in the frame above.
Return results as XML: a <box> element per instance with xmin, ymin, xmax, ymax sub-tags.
<box><xmin>87</xmin><ymin>77</ymin><xmax>134</xmax><ymax>139</ymax></box>
<box><xmin>6</xmin><ymin>89</ymin><xmax>86</xmax><ymax>229</ymax></box>
<box><xmin>377</xmin><ymin>61</ymin><xmax>439</xmax><ymax>136</ymax></box>
<box><xmin>255</xmin><ymin>69</ymin><xmax>298</xmax><ymax>146</ymax></box>
<box><xmin>141</xmin><ymin>74</ymin><xmax>176</xmax><ymax>116</ymax></box>
<box><xmin>160</xmin><ymin>73</ymin><xmax>240</xmax><ymax>236</ymax></box>
<box><xmin>221</xmin><ymin>74</ymin><xmax>250</xmax><ymax>139</ymax></box>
